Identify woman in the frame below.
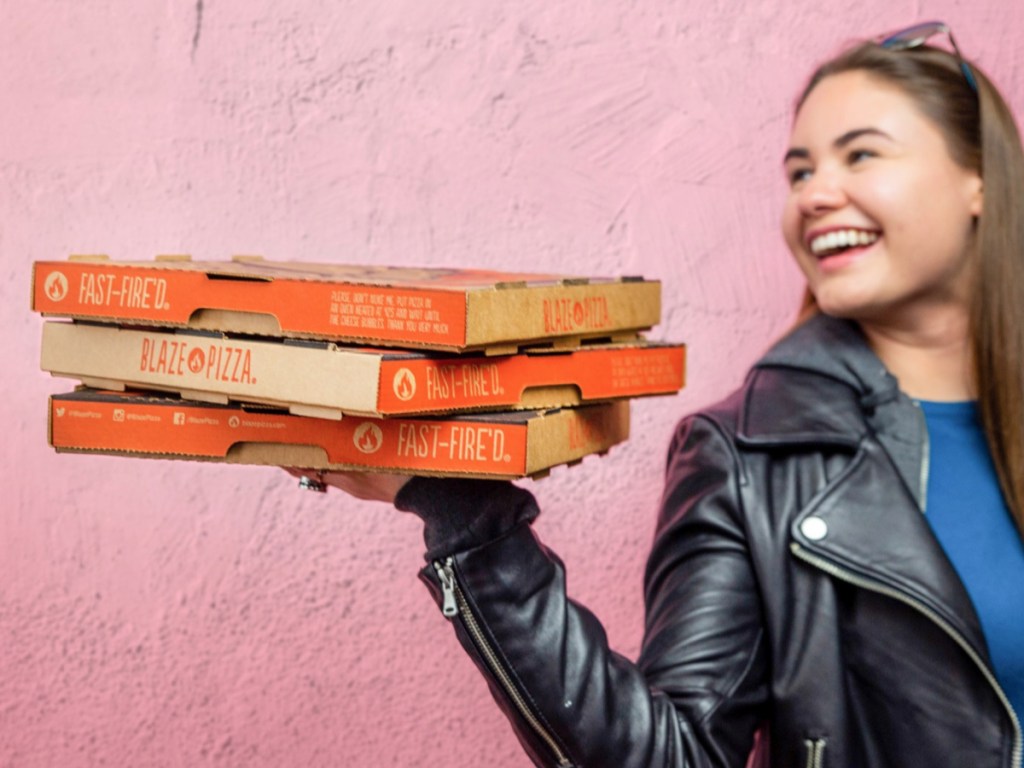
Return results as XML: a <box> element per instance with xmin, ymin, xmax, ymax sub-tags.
<box><xmin>295</xmin><ymin>23</ymin><xmax>1024</xmax><ymax>767</ymax></box>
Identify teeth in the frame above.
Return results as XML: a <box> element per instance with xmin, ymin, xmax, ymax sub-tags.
<box><xmin>810</xmin><ymin>229</ymin><xmax>879</xmax><ymax>255</ymax></box>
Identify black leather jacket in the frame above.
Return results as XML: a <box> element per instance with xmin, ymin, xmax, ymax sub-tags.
<box><xmin>397</xmin><ymin>314</ymin><xmax>1021</xmax><ymax>767</ymax></box>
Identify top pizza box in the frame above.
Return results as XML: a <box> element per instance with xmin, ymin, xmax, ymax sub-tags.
<box><xmin>31</xmin><ymin>256</ymin><xmax>662</xmax><ymax>352</ymax></box>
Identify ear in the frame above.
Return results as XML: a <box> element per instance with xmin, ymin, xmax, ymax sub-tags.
<box><xmin>968</xmin><ymin>173</ymin><xmax>983</xmax><ymax>217</ymax></box>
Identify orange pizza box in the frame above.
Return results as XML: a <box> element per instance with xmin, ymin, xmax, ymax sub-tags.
<box><xmin>40</xmin><ymin>321</ymin><xmax>685</xmax><ymax>419</ymax></box>
<box><xmin>31</xmin><ymin>256</ymin><xmax>661</xmax><ymax>353</ymax></box>
<box><xmin>48</xmin><ymin>389</ymin><xmax>630</xmax><ymax>479</ymax></box>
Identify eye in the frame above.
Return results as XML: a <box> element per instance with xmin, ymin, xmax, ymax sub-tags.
<box><xmin>787</xmin><ymin>166</ymin><xmax>813</xmax><ymax>187</ymax></box>
<box><xmin>848</xmin><ymin>148</ymin><xmax>876</xmax><ymax>164</ymax></box>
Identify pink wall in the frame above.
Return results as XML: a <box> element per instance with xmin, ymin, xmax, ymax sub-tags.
<box><xmin>3</xmin><ymin>2</ymin><xmax>1023</xmax><ymax>765</ymax></box>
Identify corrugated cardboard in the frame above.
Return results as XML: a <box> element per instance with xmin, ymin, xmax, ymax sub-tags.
<box><xmin>31</xmin><ymin>256</ymin><xmax>661</xmax><ymax>352</ymax></box>
<box><xmin>49</xmin><ymin>389</ymin><xmax>630</xmax><ymax>479</ymax></box>
<box><xmin>41</xmin><ymin>321</ymin><xmax>685</xmax><ymax>419</ymax></box>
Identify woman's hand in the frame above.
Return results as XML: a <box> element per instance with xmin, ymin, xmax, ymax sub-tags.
<box><xmin>283</xmin><ymin>467</ymin><xmax>412</xmax><ymax>504</ymax></box>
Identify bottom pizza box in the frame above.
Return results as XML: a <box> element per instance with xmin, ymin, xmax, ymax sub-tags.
<box><xmin>48</xmin><ymin>389</ymin><xmax>630</xmax><ymax>479</ymax></box>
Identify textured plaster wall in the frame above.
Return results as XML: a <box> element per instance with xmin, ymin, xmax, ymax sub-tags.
<box><xmin>2</xmin><ymin>1</ymin><xmax>1023</xmax><ymax>766</ymax></box>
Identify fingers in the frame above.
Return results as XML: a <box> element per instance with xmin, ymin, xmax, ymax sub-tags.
<box><xmin>284</xmin><ymin>467</ymin><xmax>327</xmax><ymax>492</ymax></box>
<box><xmin>282</xmin><ymin>467</ymin><xmax>412</xmax><ymax>504</ymax></box>
<box><xmin>322</xmin><ymin>471</ymin><xmax>412</xmax><ymax>502</ymax></box>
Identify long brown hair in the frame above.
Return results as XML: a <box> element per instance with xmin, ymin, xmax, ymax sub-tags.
<box><xmin>796</xmin><ymin>42</ymin><xmax>1024</xmax><ymax>533</ymax></box>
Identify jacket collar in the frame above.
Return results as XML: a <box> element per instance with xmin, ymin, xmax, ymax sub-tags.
<box><xmin>737</xmin><ymin>313</ymin><xmax>926</xmax><ymax>509</ymax></box>
<box><xmin>757</xmin><ymin>312</ymin><xmax>895</xmax><ymax>399</ymax></box>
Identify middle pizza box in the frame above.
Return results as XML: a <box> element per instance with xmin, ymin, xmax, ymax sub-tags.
<box><xmin>41</xmin><ymin>321</ymin><xmax>686</xmax><ymax>420</ymax></box>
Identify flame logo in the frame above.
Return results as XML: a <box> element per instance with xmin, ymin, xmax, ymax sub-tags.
<box><xmin>187</xmin><ymin>348</ymin><xmax>205</xmax><ymax>373</ymax></box>
<box><xmin>228</xmin><ymin>416</ymin><xmax>240</xmax><ymax>428</ymax></box>
<box><xmin>392</xmin><ymin>368</ymin><xmax>417</xmax><ymax>401</ymax></box>
<box><xmin>353</xmin><ymin>422</ymin><xmax>384</xmax><ymax>454</ymax></box>
<box><xmin>44</xmin><ymin>272</ymin><xmax>69</xmax><ymax>302</ymax></box>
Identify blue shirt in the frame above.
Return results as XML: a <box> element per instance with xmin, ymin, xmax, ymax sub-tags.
<box><xmin>920</xmin><ymin>399</ymin><xmax>1024</xmax><ymax>722</ymax></box>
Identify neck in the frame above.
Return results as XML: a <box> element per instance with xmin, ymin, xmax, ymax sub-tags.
<box><xmin>860</xmin><ymin>313</ymin><xmax>973</xmax><ymax>401</ymax></box>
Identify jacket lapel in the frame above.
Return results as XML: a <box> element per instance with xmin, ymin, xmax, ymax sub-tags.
<box><xmin>791</xmin><ymin>439</ymin><xmax>988</xmax><ymax>661</ymax></box>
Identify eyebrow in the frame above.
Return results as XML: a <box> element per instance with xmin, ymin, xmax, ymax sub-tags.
<box><xmin>783</xmin><ymin>127</ymin><xmax>895</xmax><ymax>164</ymax></box>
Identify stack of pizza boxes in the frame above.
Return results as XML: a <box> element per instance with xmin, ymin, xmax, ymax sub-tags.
<box><xmin>32</xmin><ymin>255</ymin><xmax>685</xmax><ymax>480</ymax></box>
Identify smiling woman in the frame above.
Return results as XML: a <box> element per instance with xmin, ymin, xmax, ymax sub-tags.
<box><xmin>305</xmin><ymin>23</ymin><xmax>1024</xmax><ymax>768</ymax></box>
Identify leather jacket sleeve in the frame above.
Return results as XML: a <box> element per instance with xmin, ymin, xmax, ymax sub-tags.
<box><xmin>398</xmin><ymin>414</ymin><xmax>770</xmax><ymax>768</ymax></box>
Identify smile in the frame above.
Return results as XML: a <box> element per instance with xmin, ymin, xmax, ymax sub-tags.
<box><xmin>809</xmin><ymin>228</ymin><xmax>880</xmax><ymax>258</ymax></box>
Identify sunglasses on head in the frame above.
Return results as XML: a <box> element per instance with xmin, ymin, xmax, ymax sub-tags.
<box><xmin>878</xmin><ymin>21</ymin><xmax>978</xmax><ymax>93</ymax></box>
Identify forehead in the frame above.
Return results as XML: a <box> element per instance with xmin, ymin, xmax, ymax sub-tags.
<box><xmin>789</xmin><ymin>70</ymin><xmax>930</xmax><ymax>146</ymax></box>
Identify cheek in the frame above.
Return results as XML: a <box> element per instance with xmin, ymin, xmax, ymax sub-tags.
<box><xmin>780</xmin><ymin>211</ymin><xmax>815</xmax><ymax>282</ymax></box>
<box><xmin>850</xmin><ymin>171</ymin><xmax>940</xmax><ymax>235</ymax></box>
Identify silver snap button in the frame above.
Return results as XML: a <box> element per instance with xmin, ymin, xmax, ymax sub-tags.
<box><xmin>800</xmin><ymin>516</ymin><xmax>828</xmax><ymax>541</ymax></box>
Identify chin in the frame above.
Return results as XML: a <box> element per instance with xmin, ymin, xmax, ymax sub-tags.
<box><xmin>802</xmin><ymin>282</ymin><xmax>876</xmax><ymax>319</ymax></box>
<box><xmin>805</xmin><ymin>292</ymin><xmax>879</xmax><ymax>324</ymax></box>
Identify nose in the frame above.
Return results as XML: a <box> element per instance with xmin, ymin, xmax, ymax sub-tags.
<box><xmin>796</xmin><ymin>166</ymin><xmax>847</xmax><ymax>217</ymax></box>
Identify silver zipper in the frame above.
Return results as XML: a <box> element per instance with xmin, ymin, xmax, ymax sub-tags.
<box><xmin>804</xmin><ymin>736</ymin><xmax>826</xmax><ymax>768</ymax></box>
<box><xmin>792</xmin><ymin>543</ymin><xmax>1022</xmax><ymax>768</ymax></box>
<box><xmin>913</xmin><ymin>400</ymin><xmax>930</xmax><ymax>512</ymax></box>
<box><xmin>433</xmin><ymin>557</ymin><xmax>574</xmax><ymax>767</ymax></box>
